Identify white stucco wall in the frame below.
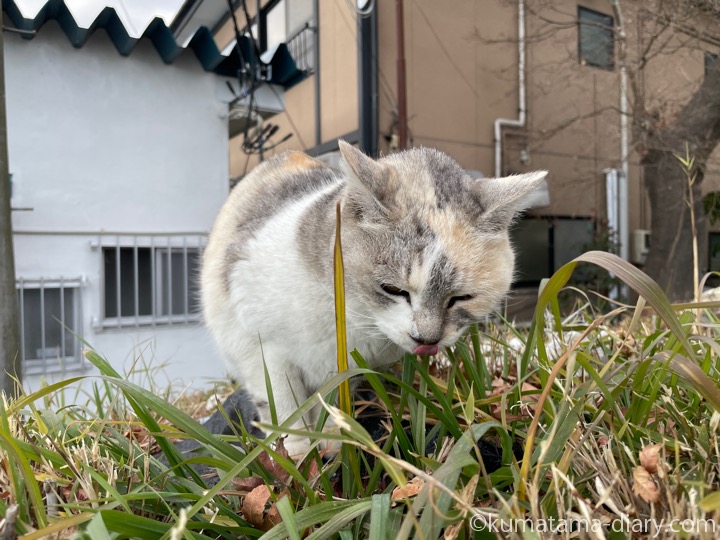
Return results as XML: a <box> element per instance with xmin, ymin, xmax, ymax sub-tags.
<box><xmin>6</xmin><ymin>23</ymin><xmax>231</xmax><ymax>393</ymax></box>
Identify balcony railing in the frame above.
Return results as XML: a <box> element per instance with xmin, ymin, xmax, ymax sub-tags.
<box><xmin>286</xmin><ymin>22</ymin><xmax>316</xmax><ymax>73</ymax></box>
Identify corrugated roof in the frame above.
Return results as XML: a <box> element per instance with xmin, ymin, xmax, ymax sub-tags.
<box><xmin>2</xmin><ymin>0</ymin><xmax>307</xmax><ymax>88</ymax></box>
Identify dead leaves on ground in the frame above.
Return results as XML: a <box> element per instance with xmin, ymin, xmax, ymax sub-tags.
<box><xmin>241</xmin><ymin>484</ymin><xmax>284</xmax><ymax>531</ymax></box>
<box><xmin>487</xmin><ymin>377</ymin><xmax>540</xmax><ymax>421</ymax></box>
<box><xmin>391</xmin><ymin>476</ymin><xmax>425</xmax><ymax>500</ymax></box>
<box><xmin>632</xmin><ymin>443</ymin><xmax>663</xmax><ymax>504</ymax></box>
<box><xmin>233</xmin><ymin>438</ymin><xmax>303</xmax><ymax>531</ymax></box>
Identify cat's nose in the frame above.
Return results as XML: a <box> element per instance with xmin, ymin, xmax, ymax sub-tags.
<box><xmin>410</xmin><ymin>335</ymin><xmax>439</xmax><ymax>346</ymax></box>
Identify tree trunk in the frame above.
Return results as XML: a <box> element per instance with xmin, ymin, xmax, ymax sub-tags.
<box><xmin>0</xmin><ymin>8</ymin><xmax>21</xmax><ymax>397</ymax></box>
<box><xmin>636</xmin><ymin>46</ymin><xmax>720</xmax><ymax>302</ymax></box>
<box><xmin>642</xmin><ymin>144</ymin><xmax>706</xmax><ymax>301</ymax></box>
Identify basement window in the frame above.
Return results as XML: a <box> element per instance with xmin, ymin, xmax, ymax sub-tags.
<box><xmin>578</xmin><ymin>6</ymin><xmax>614</xmax><ymax>70</ymax></box>
<box><xmin>17</xmin><ymin>278</ymin><xmax>85</xmax><ymax>376</ymax></box>
<box><xmin>100</xmin><ymin>237</ymin><xmax>204</xmax><ymax>328</ymax></box>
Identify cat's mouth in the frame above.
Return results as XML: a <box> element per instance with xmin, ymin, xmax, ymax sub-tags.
<box><xmin>412</xmin><ymin>343</ymin><xmax>439</xmax><ymax>356</ymax></box>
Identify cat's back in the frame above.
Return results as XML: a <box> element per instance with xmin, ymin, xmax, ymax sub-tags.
<box><xmin>202</xmin><ymin>151</ymin><xmax>340</xmax><ymax>305</ymax></box>
<box><xmin>218</xmin><ymin>151</ymin><xmax>337</xmax><ymax>232</ymax></box>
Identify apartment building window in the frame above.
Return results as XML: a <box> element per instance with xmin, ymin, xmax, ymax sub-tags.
<box><xmin>706</xmin><ymin>52</ymin><xmax>718</xmax><ymax>76</ymax></box>
<box><xmin>17</xmin><ymin>278</ymin><xmax>84</xmax><ymax>375</ymax></box>
<box><xmin>578</xmin><ymin>6</ymin><xmax>614</xmax><ymax>70</ymax></box>
<box><xmin>100</xmin><ymin>237</ymin><xmax>204</xmax><ymax>328</ymax></box>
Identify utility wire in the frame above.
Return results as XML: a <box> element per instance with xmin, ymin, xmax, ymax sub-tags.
<box><xmin>227</xmin><ymin>0</ymin><xmax>307</xmax><ymax>158</ymax></box>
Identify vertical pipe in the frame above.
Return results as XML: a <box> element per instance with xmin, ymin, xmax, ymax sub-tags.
<box><xmin>610</xmin><ymin>0</ymin><xmax>629</xmax><ymax>261</ymax></box>
<box><xmin>494</xmin><ymin>0</ymin><xmax>526</xmax><ymax>177</ymax></box>
<box><xmin>358</xmin><ymin>0</ymin><xmax>378</xmax><ymax>156</ymax></box>
<box><xmin>313</xmin><ymin>0</ymin><xmax>321</xmax><ymax>146</ymax></box>
<box><xmin>396</xmin><ymin>0</ymin><xmax>408</xmax><ymax>150</ymax></box>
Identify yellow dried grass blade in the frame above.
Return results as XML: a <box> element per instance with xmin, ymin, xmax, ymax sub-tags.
<box><xmin>334</xmin><ymin>201</ymin><xmax>352</xmax><ymax>416</ymax></box>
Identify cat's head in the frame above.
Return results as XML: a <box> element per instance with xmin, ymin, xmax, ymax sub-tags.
<box><xmin>338</xmin><ymin>140</ymin><xmax>547</xmax><ymax>355</ymax></box>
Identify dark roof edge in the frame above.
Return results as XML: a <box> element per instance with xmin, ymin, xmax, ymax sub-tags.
<box><xmin>2</xmin><ymin>0</ymin><xmax>308</xmax><ymax>87</ymax></box>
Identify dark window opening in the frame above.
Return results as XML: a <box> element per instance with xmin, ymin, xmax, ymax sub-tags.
<box><xmin>102</xmin><ymin>246</ymin><xmax>201</xmax><ymax>323</ymax></box>
<box><xmin>578</xmin><ymin>6</ymin><xmax>615</xmax><ymax>70</ymax></box>
<box><xmin>706</xmin><ymin>52</ymin><xmax>718</xmax><ymax>76</ymax></box>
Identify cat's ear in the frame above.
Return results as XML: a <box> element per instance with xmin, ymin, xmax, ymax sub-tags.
<box><xmin>339</xmin><ymin>140</ymin><xmax>397</xmax><ymax>220</ymax></box>
<box><xmin>473</xmin><ymin>171</ymin><xmax>548</xmax><ymax>231</ymax></box>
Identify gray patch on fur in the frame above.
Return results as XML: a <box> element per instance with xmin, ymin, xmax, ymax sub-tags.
<box><xmin>297</xmin><ymin>183</ymin><xmax>345</xmax><ymax>277</ymax></box>
<box><xmin>449</xmin><ymin>307</ymin><xmax>475</xmax><ymax>326</ymax></box>
<box><xmin>424</xmin><ymin>252</ymin><xmax>457</xmax><ymax>307</ymax></box>
<box><xmin>222</xmin><ymin>154</ymin><xmax>339</xmax><ymax>290</ymax></box>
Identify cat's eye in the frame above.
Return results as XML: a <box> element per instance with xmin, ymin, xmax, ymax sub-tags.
<box><xmin>448</xmin><ymin>294</ymin><xmax>474</xmax><ymax>308</ymax></box>
<box><xmin>381</xmin><ymin>284</ymin><xmax>410</xmax><ymax>301</ymax></box>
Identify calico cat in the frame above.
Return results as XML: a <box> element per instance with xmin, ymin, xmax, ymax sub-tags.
<box><xmin>201</xmin><ymin>141</ymin><xmax>546</xmax><ymax>455</ymax></box>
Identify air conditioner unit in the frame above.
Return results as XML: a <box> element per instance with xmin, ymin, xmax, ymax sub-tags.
<box><xmin>631</xmin><ymin>229</ymin><xmax>650</xmax><ymax>265</ymax></box>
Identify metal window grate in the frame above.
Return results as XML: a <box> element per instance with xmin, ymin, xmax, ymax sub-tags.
<box><xmin>99</xmin><ymin>235</ymin><xmax>205</xmax><ymax>329</ymax></box>
<box><xmin>16</xmin><ymin>277</ymin><xmax>85</xmax><ymax>377</ymax></box>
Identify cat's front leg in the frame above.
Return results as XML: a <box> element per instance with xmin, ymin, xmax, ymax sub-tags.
<box><xmin>244</xmin><ymin>355</ymin><xmax>317</xmax><ymax>457</ymax></box>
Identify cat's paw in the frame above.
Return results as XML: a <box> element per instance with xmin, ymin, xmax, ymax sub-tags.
<box><xmin>317</xmin><ymin>436</ymin><xmax>342</xmax><ymax>457</ymax></box>
<box><xmin>282</xmin><ymin>434</ymin><xmax>312</xmax><ymax>459</ymax></box>
<box><xmin>281</xmin><ymin>433</ymin><xmax>342</xmax><ymax>459</ymax></box>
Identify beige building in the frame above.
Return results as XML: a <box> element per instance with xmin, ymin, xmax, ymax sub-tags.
<box><xmin>173</xmin><ymin>0</ymin><xmax>720</xmax><ymax>285</ymax></box>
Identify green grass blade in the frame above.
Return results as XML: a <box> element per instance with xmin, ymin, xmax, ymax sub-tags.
<box><xmin>398</xmin><ymin>423</ymin><xmax>511</xmax><ymax>539</ymax></box>
<box><xmin>304</xmin><ymin>500</ymin><xmax>375</xmax><ymax>540</ymax></box>
<box><xmin>275</xmin><ymin>496</ymin><xmax>302</xmax><ymax>540</ymax></box>
<box><xmin>573</xmin><ymin>251</ymin><xmax>695</xmax><ymax>359</ymax></box>
<box><xmin>334</xmin><ymin>201</ymin><xmax>352</xmax><ymax>416</ymax></box>
<box><xmin>0</xmin><ymin>411</ymin><xmax>47</xmax><ymax>528</ymax></box>
<box><xmin>659</xmin><ymin>352</ymin><xmax>720</xmax><ymax>411</ymax></box>
<box><xmin>369</xmin><ymin>493</ymin><xmax>392</xmax><ymax>540</ymax></box>
<box><xmin>260</xmin><ymin>500</ymin><xmax>372</xmax><ymax>540</ymax></box>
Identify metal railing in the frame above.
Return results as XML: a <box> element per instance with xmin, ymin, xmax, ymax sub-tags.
<box><xmin>286</xmin><ymin>22</ymin><xmax>316</xmax><ymax>73</ymax></box>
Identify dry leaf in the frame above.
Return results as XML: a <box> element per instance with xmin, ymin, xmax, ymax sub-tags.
<box><xmin>263</xmin><ymin>501</ymin><xmax>283</xmax><ymax>530</ymax></box>
<box><xmin>633</xmin><ymin>466</ymin><xmax>660</xmax><ymax>503</ymax></box>
<box><xmin>305</xmin><ymin>458</ymin><xmax>320</xmax><ymax>481</ymax></box>
<box><xmin>391</xmin><ymin>476</ymin><xmax>424</xmax><ymax>500</ymax></box>
<box><xmin>443</xmin><ymin>521</ymin><xmax>463</xmax><ymax>540</ymax></box>
<box><xmin>639</xmin><ymin>444</ymin><xmax>661</xmax><ymax>474</ymax></box>
<box><xmin>258</xmin><ymin>447</ymin><xmax>291</xmax><ymax>483</ymax></box>
<box><xmin>489</xmin><ymin>378</ymin><xmax>511</xmax><ymax>396</ymax></box>
<box><xmin>232</xmin><ymin>476</ymin><xmax>265</xmax><ymax>493</ymax></box>
<box><xmin>242</xmin><ymin>484</ymin><xmax>271</xmax><ymax>528</ymax></box>
<box><xmin>521</xmin><ymin>382</ymin><xmax>540</xmax><ymax>403</ymax></box>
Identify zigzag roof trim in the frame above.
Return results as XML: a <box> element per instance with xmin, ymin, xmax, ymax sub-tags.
<box><xmin>2</xmin><ymin>0</ymin><xmax>306</xmax><ymax>87</ymax></box>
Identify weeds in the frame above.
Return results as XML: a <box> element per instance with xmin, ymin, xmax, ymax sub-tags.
<box><xmin>1</xmin><ymin>252</ymin><xmax>720</xmax><ymax>538</ymax></box>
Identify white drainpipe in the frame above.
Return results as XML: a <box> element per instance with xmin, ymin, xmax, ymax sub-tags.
<box><xmin>494</xmin><ymin>0</ymin><xmax>526</xmax><ymax>178</ymax></box>
<box><xmin>614</xmin><ymin>0</ymin><xmax>630</xmax><ymax>261</ymax></box>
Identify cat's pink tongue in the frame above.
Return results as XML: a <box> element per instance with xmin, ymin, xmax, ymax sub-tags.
<box><xmin>413</xmin><ymin>344</ymin><xmax>439</xmax><ymax>356</ymax></box>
